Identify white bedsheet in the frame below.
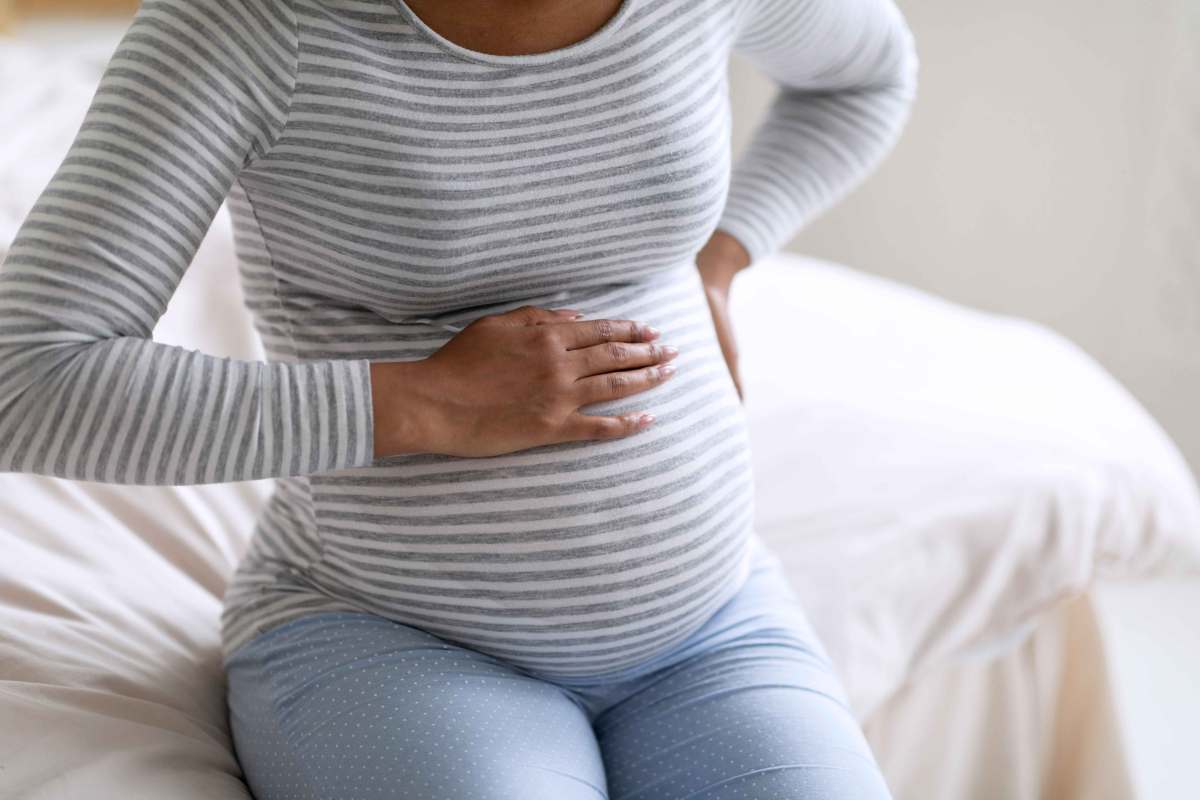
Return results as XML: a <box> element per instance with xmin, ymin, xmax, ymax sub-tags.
<box><xmin>732</xmin><ymin>257</ymin><xmax>1200</xmax><ymax>718</ymax></box>
<box><xmin>3</xmin><ymin>23</ymin><xmax>1200</xmax><ymax>799</ymax></box>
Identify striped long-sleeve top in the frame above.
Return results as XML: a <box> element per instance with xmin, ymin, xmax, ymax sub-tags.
<box><xmin>0</xmin><ymin>0</ymin><xmax>918</xmax><ymax>678</ymax></box>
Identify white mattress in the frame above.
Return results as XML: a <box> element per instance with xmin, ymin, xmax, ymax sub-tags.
<box><xmin>3</xmin><ymin>24</ymin><xmax>1200</xmax><ymax>799</ymax></box>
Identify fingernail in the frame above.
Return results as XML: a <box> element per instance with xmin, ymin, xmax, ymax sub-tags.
<box><xmin>639</xmin><ymin>413</ymin><xmax>656</xmax><ymax>426</ymax></box>
<box><xmin>555</xmin><ymin>308</ymin><xmax>583</xmax><ymax>317</ymax></box>
<box><xmin>659</xmin><ymin>364</ymin><xmax>677</xmax><ymax>378</ymax></box>
<box><xmin>661</xmin><ymin>345</ymin><xmax>679</xmax><ymax>358</ymax></box>
<box><xmin>642</xmin><ymin>324</ymin><xmax>660</xmax><ymax>339</ymax></box>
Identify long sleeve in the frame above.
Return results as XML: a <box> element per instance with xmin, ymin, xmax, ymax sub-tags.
<box><xmin>0</xmin><ymin>0</ymin><xmax>376</xmax><ymax>485</ymax></box>
<box><xmin>717</xmin><ymin>0</ymin><xmax>920</xmax><ymax>265</ymax></box>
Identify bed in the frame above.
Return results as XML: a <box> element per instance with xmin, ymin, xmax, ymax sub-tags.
<box><xmin>3</xmin><ymin>21</ymin><xmax>1200</xmax><ymax>800</ymax></box>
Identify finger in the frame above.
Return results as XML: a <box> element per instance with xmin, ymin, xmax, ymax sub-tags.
<box><xmin>571</xmin><ymin>340</ymin><xmax>678</xmax><ymax>378</ymax></box>
<box><xmin>705</xmin><ymin>293</ymin><xmax>740</xmax><ymax>388</ymax></box>
<box><xmin>560</xmin><ymin>318</ymin><xmax>658</xmax><ymax>350</ymax></box>
<box><xmin>573</xmin><ymin>361</ymin><xmax>677</xmax><ymax>406</ymax></box>
<box><xmin>534</xmin><ymin>307</ymin><xmax>585</xmax><ymax>325</ymax></box>
<box><xmin>501</xmin><ymin>305</ymin><xmax>582</xmax><ymax>326</ymax></box>
<box><xmin>706</xmin><ymin>292</ymin><xmax>736</xmax><ymax>356</ymax></box>
<box><xmin>559</xmin><ymin>410</ymin><xmax>654</xmax><ymax>442</ymax></box>
<box><xmin>715</xmin><ymin>333</ymin><xmax>737</xmax><ymax>384</ymax></box>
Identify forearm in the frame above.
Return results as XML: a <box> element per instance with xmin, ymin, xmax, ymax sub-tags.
<box><xmin>369</xmin><ymin>360</ymin><xmax>438</xmax><ymax>460</ymax></box>
<box><xmin>0</xmin><ymin>325</ymin><xmax>374</xmax><ymax>484</ymax></box>
<box><xmin>718</xmin><ymin>0</ymin><xmax>920</xmax><ymax>265</ymax></box>
<box><xmin>697</xmin><ymin>229</ymin><xmax>753</xmax><ymax>291</ymax></box>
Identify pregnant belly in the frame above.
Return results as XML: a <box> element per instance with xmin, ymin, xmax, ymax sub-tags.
<box><xmin>304</xmin><ymin>261</ymin><xmax>757</xmax><ymax>679</ymax></box>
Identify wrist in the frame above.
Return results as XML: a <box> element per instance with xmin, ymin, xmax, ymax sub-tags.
<box><xmin>370</xmin><ymin>360</ymin><xmax>439</xmax><ymax>458</ymax></box>
<box><xmin>696</xmin><ymin>229</ymin><xmax>751</xmax><ymax>291</ymax></box>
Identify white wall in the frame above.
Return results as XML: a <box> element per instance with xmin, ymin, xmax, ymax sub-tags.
<box><xmin>728</xmin><ymin>0</ymin><xmax>1200</xmax><ymax>478</ymax></box>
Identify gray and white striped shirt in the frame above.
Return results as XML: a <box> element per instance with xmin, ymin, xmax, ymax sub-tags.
<box><xmin>0</xmin><ymin>0</ymin><xmax>917</xmax><ymax>678</ymax></box>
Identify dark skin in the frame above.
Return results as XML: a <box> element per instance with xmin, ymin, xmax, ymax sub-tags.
<box><xmin>371</xmin><ymin>1</ymin><xmax>753</xmax><ymax>458</ymax></box>
<box><xmin>401</xmin><ymin>0</ymin><xmax>629</xmax><ymax>57</ymax></box>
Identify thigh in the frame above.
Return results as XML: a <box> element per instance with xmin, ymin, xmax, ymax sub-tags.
<box><xmin>225</xmin><ymin>611</ymin><xmax>609</xmax><ymax>800</ymax></box>
<box><xmin>593</xmin><ymin>547</ymin><xmax>893</xmax><ymax>800</ymax></box>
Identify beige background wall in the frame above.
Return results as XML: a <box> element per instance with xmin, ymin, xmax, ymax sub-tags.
<box><xmin>728</xmin><ymin>0</ymin><xmax>1200</xmax><ymax>478</ymax></box>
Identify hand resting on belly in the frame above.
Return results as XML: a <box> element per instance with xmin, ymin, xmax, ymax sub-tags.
<box><xmin>369</xmin><ymin>305</ymin><xmax>680</xmax><ymax>459</ymax></box>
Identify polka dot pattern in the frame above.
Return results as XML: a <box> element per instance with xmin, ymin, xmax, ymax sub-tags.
<box><xmin>225</xmin><ymin>547</ymin><xmax>893</xmax><ymax>799</ymax></box>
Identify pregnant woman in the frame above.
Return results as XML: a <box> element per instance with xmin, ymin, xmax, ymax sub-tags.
<box><xmin>0</xmin><ymin>0</ymin><xmax>918</xmax><ymax>796</ymax></box>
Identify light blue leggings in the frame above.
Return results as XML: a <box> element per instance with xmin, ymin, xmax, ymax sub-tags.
<box><xmin>225</xmin><ymin>541</ymin><xmax>893</xmax><ymax>799</ymax></box>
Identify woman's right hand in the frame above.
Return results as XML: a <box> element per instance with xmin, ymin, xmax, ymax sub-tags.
<box><xmin>370</xmin><ymin>305</ymin><xmax>680</xmax><ymax>458</ymax></box>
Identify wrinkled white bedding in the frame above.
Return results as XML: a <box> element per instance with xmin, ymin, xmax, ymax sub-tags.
<box><xmin>732</xmin><ymin>258</ymin><xmax>1200</xmax><ymax>718</ymax></box>
<box><xmin>3</xmin><ymin>23</ymin><xmax>1200</xmax><ymax>800</ymax></box>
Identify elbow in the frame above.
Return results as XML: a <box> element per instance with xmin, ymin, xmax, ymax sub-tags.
<box><xmin>814</xmin><ymin>3</ymin><xmax>921</xmax><ymax>154</ymax></box>
<box><xmin>0</xmin><ymin>299</ymin><xmax>37</xmax><ymax>444</ymax></box>
<box><xmin>0</xmin><ymin>338</ymin><xmax>67</xmax><ymax>473</ymax></box>
<box><xmin>0</xmin><ymin>345</ymin><xmax>35</xmax><ymax>474</ymax></box>
<box><xmin>883</xmin><ymin>6</ymin><xmax>920</xmax><ymax>116</ymax></box>
<box><xmin>0</xmin><ymin>288</ymin><xmax>91</xmax><ymax>475</ymax></box>
<box><xmin>857</xmin><ymin>6</ymin><xmax>920</xmax><ymax>160</ymax></box>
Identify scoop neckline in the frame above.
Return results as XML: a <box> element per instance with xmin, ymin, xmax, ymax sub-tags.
<box><xmin>391</xmin><ymin>0</ymin><xmax>640</xmax><ymax>67</ymax></box>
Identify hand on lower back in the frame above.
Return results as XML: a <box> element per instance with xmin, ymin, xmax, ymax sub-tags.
<box><xmin>695</xmin><ymin>229</ymin><xmax>750</xmax><ymax>404</ymax></box>
<box><xmin>702</xmin><ymin>283</ymin><xmax>743</xmax><ymax>403</ymax></box>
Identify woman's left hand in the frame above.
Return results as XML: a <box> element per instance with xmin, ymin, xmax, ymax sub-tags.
<box><xmin>695</xmin><ymin>230</ymin><xmax>752</xmax><ymax>403</ymax></box>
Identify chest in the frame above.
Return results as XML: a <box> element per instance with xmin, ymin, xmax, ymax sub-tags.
<box><xmin>238</xmin><ymin>0</ymin><xmax>734</xmax><ymax>317</ymax></box>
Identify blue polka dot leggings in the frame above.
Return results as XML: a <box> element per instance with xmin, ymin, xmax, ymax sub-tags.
<box><xmin>224</xmin><ymin>538</ymin><xmax>893</xmax><ymax>799</ymax></box>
